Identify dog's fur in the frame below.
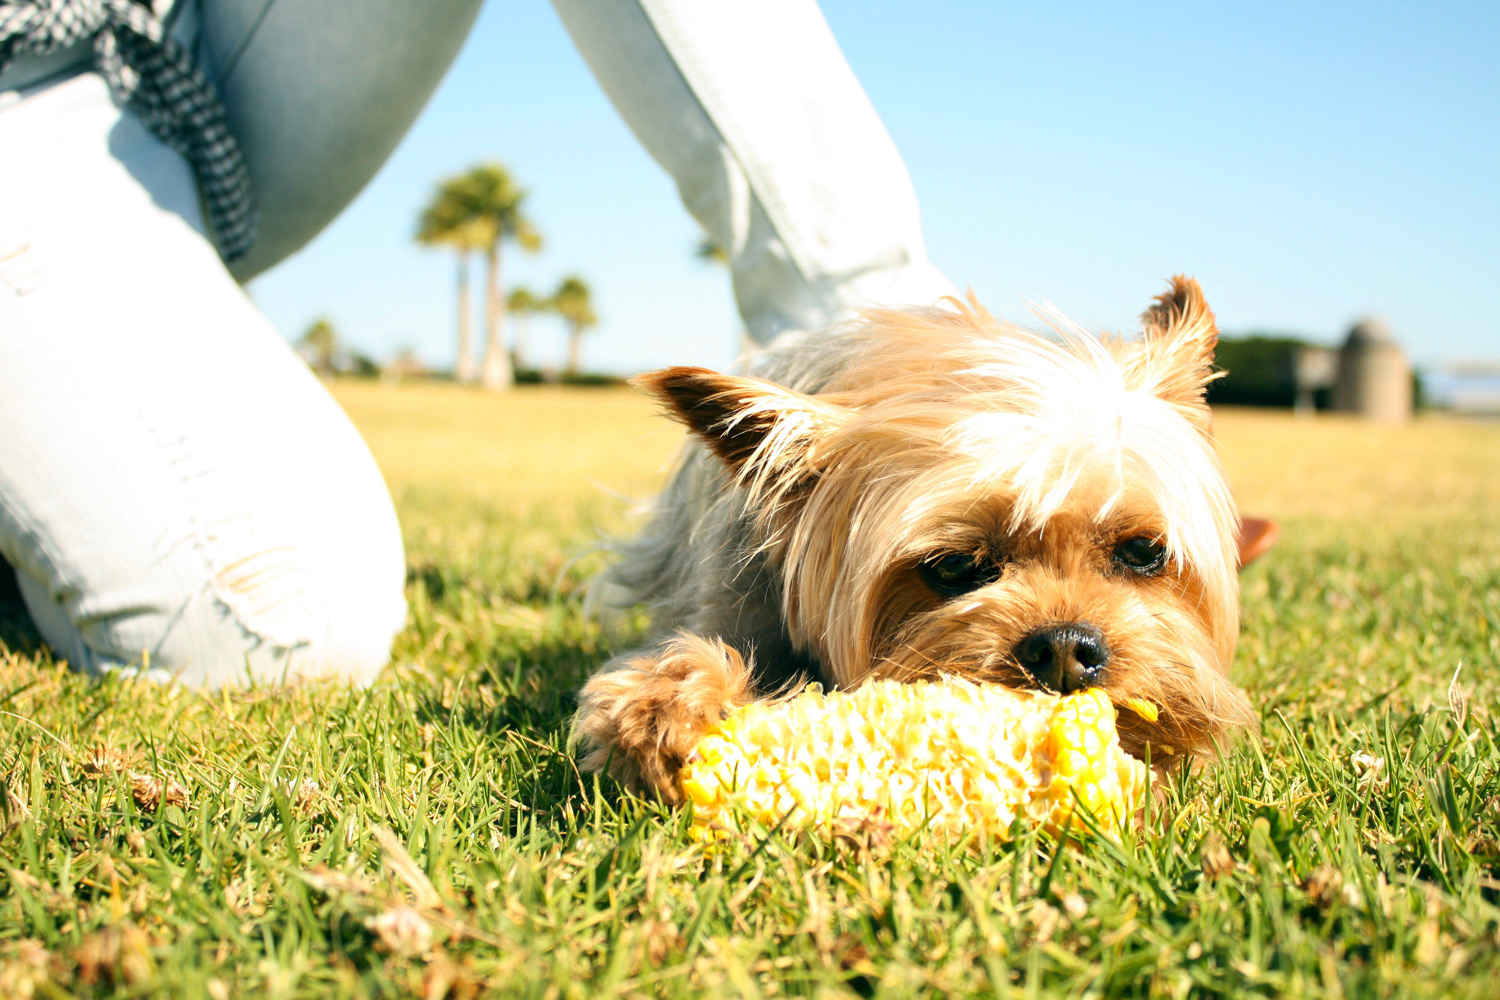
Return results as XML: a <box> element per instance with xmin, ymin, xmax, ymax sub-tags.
<box><xmin>574</xmin><ymin>277</ymin><xmax>1257</xmax><ymax>799</ymax></box>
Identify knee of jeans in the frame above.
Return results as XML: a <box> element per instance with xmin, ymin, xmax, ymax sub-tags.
<box><xmin>194</xmin><ymin>510</ymin><xmax>408</xmax><ymax>688</ymax></box>
<box><xmin>19</xmin><ymin>506</ymin><xmax>407</xmax><ymax>690</ymax></box>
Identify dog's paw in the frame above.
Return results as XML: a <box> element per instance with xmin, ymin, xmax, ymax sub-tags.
<box><xmin>573</xmin><ymin>633</ymin><xmax>755</xmax><ymax>801</ymax></box>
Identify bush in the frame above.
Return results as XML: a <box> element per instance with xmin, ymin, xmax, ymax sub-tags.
<box><xmin>1207</xmin><ymin>335</ymin><xmax>1307</xmax><ymax>408</ymax></box>
<box><xmin>514</xmin><ymin>368</ymin><xmax>628</xmax><ymax>388</ymax></box>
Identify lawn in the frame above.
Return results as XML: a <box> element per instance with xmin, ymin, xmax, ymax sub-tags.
<box><xmin>2</xmin><ymin>382</ymin><xmax>1498</xmax><ymax>999</ymax></box>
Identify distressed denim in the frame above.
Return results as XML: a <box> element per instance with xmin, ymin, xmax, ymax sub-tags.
<box><xmin>0</xmin><ymin>0</ymin><xmax>481</xmax><ymax>687</ymax></box>
<box><xmin>0</xmin><ymin>72</ymin><xmax>407</xmax><ymax>687</ymax></box>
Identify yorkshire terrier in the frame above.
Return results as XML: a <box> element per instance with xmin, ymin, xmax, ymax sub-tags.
<box><xmin>574</xmin><ymin>276</ymin><xmax>1259</xmax><ymax>799</ymax></box>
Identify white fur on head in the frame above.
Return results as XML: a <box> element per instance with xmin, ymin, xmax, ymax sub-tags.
<box><xmin>937</xmin><ymin>281</ymin><xmax>1238</xmax><ymax>614</ymax></box>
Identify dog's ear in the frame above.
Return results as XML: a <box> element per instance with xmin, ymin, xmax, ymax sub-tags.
<box><xmin>633</xmin><ymin>366</ymin><xmax>850</xmax><ymax>479</ymax></box>
<box><xmin>1134</xmin><ymin>275</ymin><xmax>1222</xmax><ymax>420</ymax></box>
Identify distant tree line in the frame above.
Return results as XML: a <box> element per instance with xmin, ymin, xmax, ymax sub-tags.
<box><xmin>1207</xmin><ymin>335</ymin><xmax>1316</xmax><ymax>408</ymax></box>
<box><xmin>1209</xmin><ymin>335</ymin><xmax>1423</xmax><ymax>410</ymax></box>
<box><xmin>296</xmin><ymin>313</ymin><xmax>624</xmax><ymax>386</ymax></box>
<box><xmin>296</xmin><ymin>317</ymin><xmax>379</xmax><ymax>377</ymax></box>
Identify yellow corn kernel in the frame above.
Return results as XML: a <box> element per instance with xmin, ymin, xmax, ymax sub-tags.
<box><xmin>1123</xmin><ymin>697</ymin><xmax>1160</xmax><ymax>722</ymax></box>
<box><xmin>678</xmin><ymin>679</ymin><xmax>1147</xmax><ymax>842</ymax></box>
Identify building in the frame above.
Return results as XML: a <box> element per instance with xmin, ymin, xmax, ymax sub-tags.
<box><xmin>1331</xmin><ymin>318</ymin><xmax>1412</xmax><ymax>422</ymax></box>
<box><xmin>1293</xmin><ymin>345</ymin><xmax>1337</xmax><ymax>415</ymax></box>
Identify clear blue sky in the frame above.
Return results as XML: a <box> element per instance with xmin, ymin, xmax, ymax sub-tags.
<box><xmin>248</xmin><ymin>1</ymin><xmax>1499</xmax><ymax>377</ymax></box>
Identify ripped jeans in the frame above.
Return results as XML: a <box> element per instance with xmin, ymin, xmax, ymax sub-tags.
<box><xmin>0</xmin><ymin>0</ymin><xmax>952</xmax><ymax>688</ymax></box>
<box><xmin>0</xmin><ymin>0</ymin><xmax>480</xmax><ymax>687</ymax></box>
<box><xmin>0</xmin><ymin>71</ymin><xmax>409</xmax><ymax>687</ymax></box>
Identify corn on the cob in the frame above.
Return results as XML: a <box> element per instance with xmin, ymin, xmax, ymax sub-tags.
<box><xmin>678</xmin><ymin>678</ymin><xmax>1147</xmax><ymax>841</ymax></box>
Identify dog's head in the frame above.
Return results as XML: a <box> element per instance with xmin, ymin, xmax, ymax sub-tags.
<box><xmin>638</xmin><ymin>276</ymin><xmax>1255</xmax><ymax>761</ymax></box>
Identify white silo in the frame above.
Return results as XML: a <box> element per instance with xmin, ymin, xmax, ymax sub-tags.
<box><xmin>1332</xmin><ymin>318</ymin><xmax>1412</xmax><ymax>422</ymax></box>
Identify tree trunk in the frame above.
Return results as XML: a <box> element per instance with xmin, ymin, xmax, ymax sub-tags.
<box><xmin>454</xmin><ymin>254</ymin><xmax>476</xmax><ymax>384</ymax></box>
<box><xmin>511</xmin><ymin>315</ymin><xmax>530</xmax><ymax>374</ymax></box>
<box><xmin>479</xmin><ymin>244</ymin><xmax>513</xmax><ymax>391</ymax></box>
<box><xmin>566</xmin><ymin>324</ymin><xmax>583</xmax><ymax>376</ymax></box>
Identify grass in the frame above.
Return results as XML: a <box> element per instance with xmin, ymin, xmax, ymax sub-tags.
<box><xmin>2</xmin><ymin>382</ymin><xmax>1498</xmax><ymax>999</ymax></box>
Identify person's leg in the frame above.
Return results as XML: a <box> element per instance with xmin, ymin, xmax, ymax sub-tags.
<box><xmin>0</xmin><ymin>72</ymin><xmax>406</xmax><ymax>688</ymax></box>
<box><xmin>550</xmin><ymin>0</ymin><xmax>956</xmax><ymax>345</ymax></box>
<box><xmin>195</xmin><ymin>0</ymin><xmax>486</xmax><ymax>281</ymax></box>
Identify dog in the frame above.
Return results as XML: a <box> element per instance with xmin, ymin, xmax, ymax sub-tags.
<box><xmin>574</xmin><ymin>276</ymin><xmax>1258</xmax><ymax>800</ymax></box>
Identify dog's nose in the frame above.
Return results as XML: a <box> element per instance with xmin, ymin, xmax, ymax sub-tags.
<box><xmin>1014</xmin><ymin>623</ymin><xmax>1110</xmax><ymax>694</ymax></box>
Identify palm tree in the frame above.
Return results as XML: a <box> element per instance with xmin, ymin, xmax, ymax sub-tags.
<box><xmin>551</xmin><ymin>275</ymin><xmax>598</xmax><ymax>376</ymax></box>
<box><xmin>506</xmin><ymin>286</ymin><xmax>544</xmax><ymax>373</ymax></box>
<box><xmin>415</xmin><ymin>182</ymin><xmax>488</xmax><ymax>384</ymax></box>
<box><xmin>695</xmin><ymin>235</ymin><xmax>729</xmax><ymax>265</ymax></box>
<box><xmin>446</xmin><ymin>163</ymin><xmax>543</xmax><ymax>391</ymax></box>
<box><xmin>298</xmin><ymin>317</ymin><xmax>339</xmax><ymax>375</ymax></box>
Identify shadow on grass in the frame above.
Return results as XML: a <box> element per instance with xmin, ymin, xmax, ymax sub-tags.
<box><xmin>407</xmin><ymin>557</ymin><xmax>596</xmax><ymax>608</ymax></box>
<box><xmin>402</xmin><ymin>631</ymin><xmax>622</xmax><ymax>838</ymax></box>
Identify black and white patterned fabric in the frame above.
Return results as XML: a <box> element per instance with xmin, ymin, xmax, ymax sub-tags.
<box><xmin>0</xmin><ymin>0</ymin><xmax>257</xmax><ymax>262</ymax></box>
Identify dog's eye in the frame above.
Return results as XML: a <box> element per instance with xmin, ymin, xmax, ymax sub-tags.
<box><xmin>919</xmin><ymin>553</ymin><xmax>998</xmax><ymax>597</ymax></box>
<box><xmin>1114</xmin><ymin>536</ymin><xmax>1167</xmax><ymax>575</ymax></box>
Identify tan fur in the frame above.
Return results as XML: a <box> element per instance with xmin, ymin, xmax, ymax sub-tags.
<box><xmin>573</xmin><ymin>277</ymin><xmax>1256</xmax><ymax>798</ymax></box>
<box><xmin>1126</xmin><ymin>274</ymin><xmax>1224</xmax><ymax>432</ymax></box>
<box><xmin>574</xmin><ymin>633</ymin><xmax>755</xmax><ymax>801</ymax></box>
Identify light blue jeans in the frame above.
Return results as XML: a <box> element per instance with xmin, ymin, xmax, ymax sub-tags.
<box><xmin>0</xmin><ymin>0</ymin><xmax>951</xmax><ymax>688</ymax></box>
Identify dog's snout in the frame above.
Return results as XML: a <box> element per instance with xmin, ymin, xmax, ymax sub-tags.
<box><xmin>1014</xmin><ymin>623</ymin><xmax>1110</xmax><ymax>694</ymax></box>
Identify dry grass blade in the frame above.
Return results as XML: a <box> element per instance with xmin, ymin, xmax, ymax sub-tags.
<box><xmin>372</xmin><ymin>826</ymin><xmax>442</xmax><ymax>911</ymax></box>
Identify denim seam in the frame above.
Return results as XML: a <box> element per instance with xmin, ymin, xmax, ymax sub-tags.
<box><xmin>210</xmin><ymin>0</ymin><xmax>277</xmax><ymax>86</ymax></box>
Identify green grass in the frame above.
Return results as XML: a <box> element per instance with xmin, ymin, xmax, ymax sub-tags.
<box><xmin>2</xmin><ymin>383</ymin><xmax>1498</xmax><ymax>999</ymax></box>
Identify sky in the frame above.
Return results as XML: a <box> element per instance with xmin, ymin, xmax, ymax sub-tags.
<box><xmin>247</xmin><ymin>1</ymin><xmax>1500</xmax><ymax>378</ymax></box>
